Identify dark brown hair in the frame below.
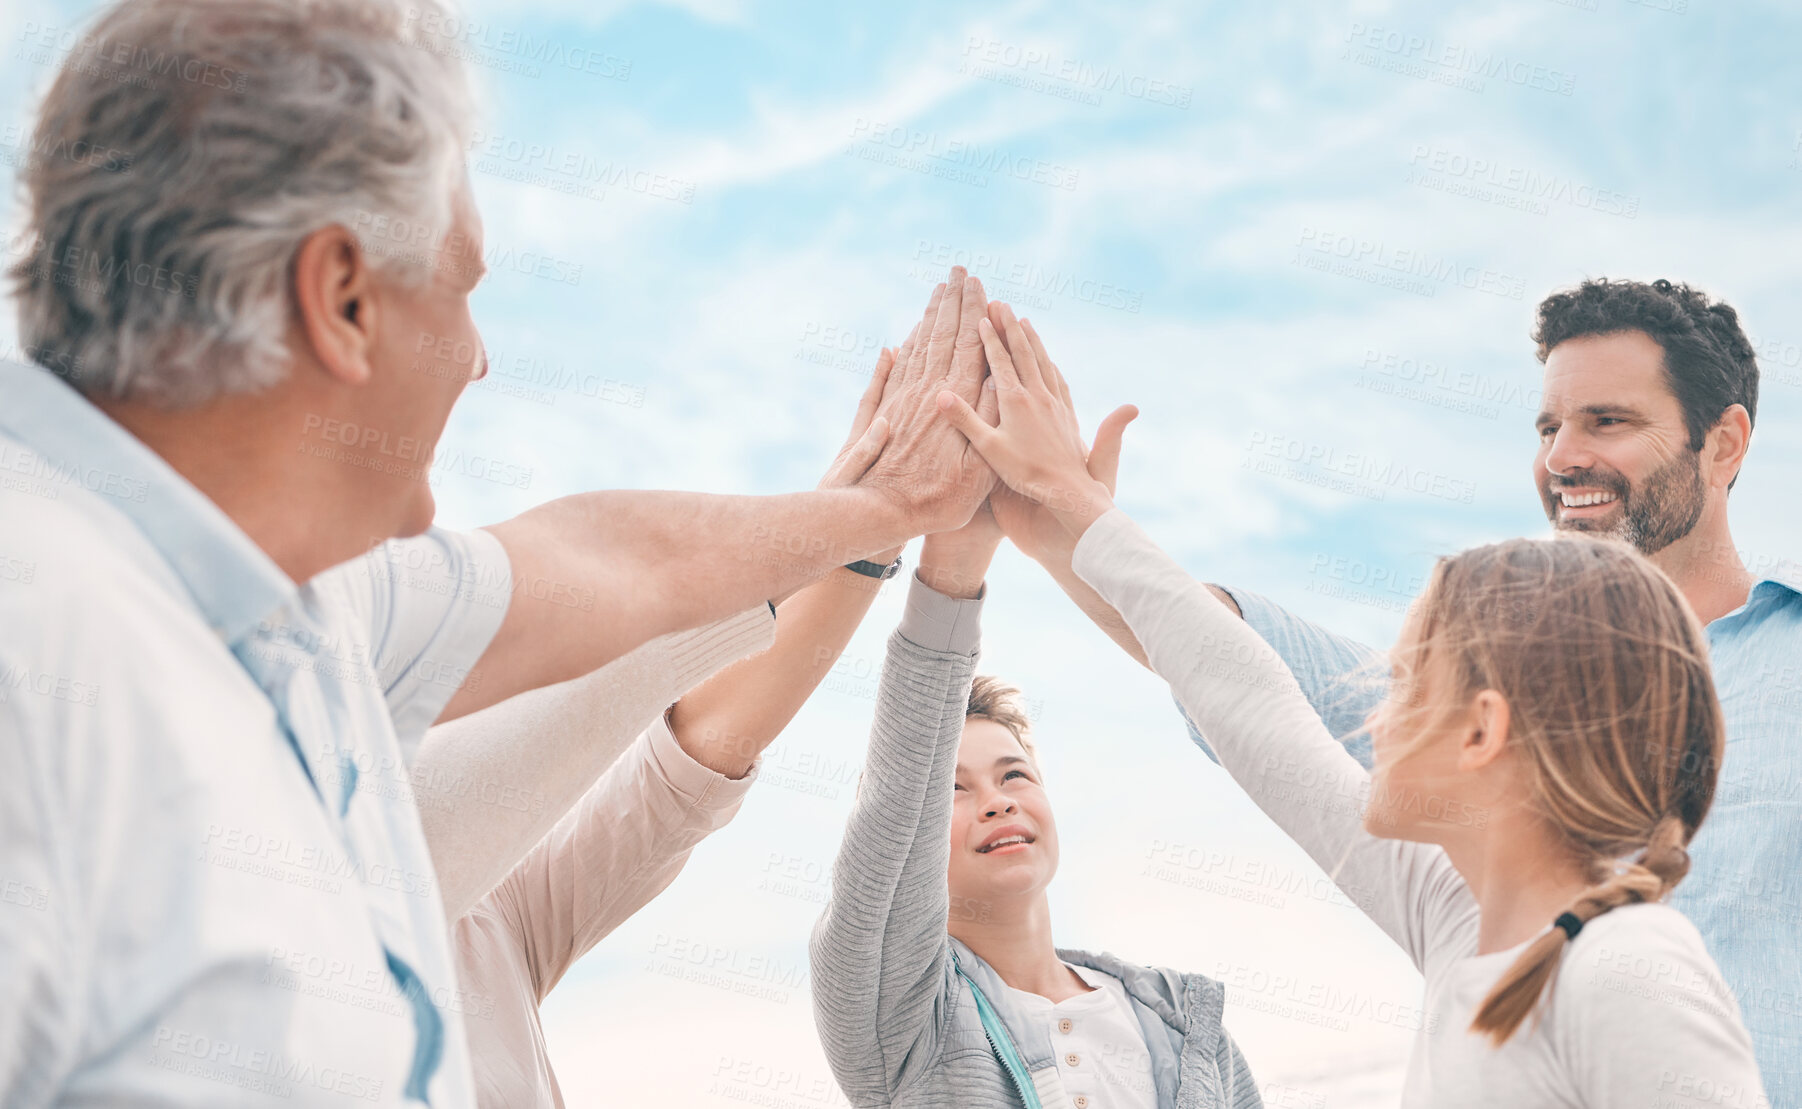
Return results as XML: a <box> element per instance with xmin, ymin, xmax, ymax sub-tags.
<box><xmin>1534</xmin><ymin>279</ymin><xmax>1758</xmax><ymax>488</ymax></box>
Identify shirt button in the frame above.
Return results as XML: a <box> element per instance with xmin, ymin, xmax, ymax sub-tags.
<box><xmin>1058</xmin><ymin>1018</ymin><xmax>1074</xmax><ymax>1034</ymax></box>
<box><xmin>1074</xmin><ymin>1098</ymin><xmax>1090</xmax><ymax>1109</ymax></box>
<box><xmin>1065</xmin><ymin>1052</ymin><xmax>1080</xmax><ymax>1067</ymax></box>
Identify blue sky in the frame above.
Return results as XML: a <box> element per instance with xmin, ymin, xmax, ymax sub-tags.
<box><xmin>4</xmin><ymin>0</ymin><xmax>1800</xmax><ymax>1104</ymax></box>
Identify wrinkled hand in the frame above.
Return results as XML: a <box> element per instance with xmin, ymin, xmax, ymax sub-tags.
<box><xmin>819</xmin><ymin>346</ymin><xmax>900</xmax><ymax>491</ymax></box>
<box><xmin>937</xmin><ymin>302</ymin><xmax>1135</xmax><ymax>543</ymax></box>
<box><xmin>854</xmin><ymin>266</ymin><xmax>998</xmax><ymax>534</ymax></box>
<box><xmin>819</xmin><ymin>344</ymin><xmax>909</xmax><ymax>563</ymax></box>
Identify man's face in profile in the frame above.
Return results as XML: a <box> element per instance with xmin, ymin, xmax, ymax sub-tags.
<box><xmin>1531</xmin><ymin>330</ymin><xmax>1706</xmax><ymax>556</ymax></box>
<box><xmin>363</xmin><ymin>179</ymin><xmax>491</xmax><ymax>538</ymax></box>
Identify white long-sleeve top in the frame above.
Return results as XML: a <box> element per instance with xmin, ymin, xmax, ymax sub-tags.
<box><xmin>429</xmin><ymin>606</ymin><xmax>777</xmax><ymax>1108</ymax></box>
<box><xmin>1072</xmin><ymin>508</ymin><xmax>1767</xmax><ymax>1109</ymax></box>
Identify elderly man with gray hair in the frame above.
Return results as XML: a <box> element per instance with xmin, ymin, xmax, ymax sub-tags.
<box><xmin>0</xmin><ymin>0</ymin><xmax>997</xmax><ymax>1105</ymax></box>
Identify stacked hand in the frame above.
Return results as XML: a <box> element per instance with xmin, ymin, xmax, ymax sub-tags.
<box><xmin>938</xmin><ymin>302</ymin><xmax>1137</xmax><ymax>549</ymax></box>
<box><xmin>819</xmin><ymin>344</ymin><xmax>905</xmax><ymax>563</ymax></box>
<box><xmin>820</xmin><ymin>275</ymin><xmax>1129</xmax><ymax>597</ymax></box>
<box><xmin>851</xmin><ymin>267</ymin><xmax>998</xmax><ymax>536</ymax></box>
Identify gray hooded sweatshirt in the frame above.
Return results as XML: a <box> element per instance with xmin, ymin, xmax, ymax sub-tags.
<box><xmin>809</xmin><ymin>573</ymin><xmax>1263</xmax><ymax>1109</ymax></box>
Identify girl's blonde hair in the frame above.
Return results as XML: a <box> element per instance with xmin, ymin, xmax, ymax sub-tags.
<box><xmin>1392</xmin><ymin>536</ymin><xmax>1722</xmax><ymax>1045</ymax></box>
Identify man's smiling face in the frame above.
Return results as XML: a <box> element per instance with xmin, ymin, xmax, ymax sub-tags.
<box><xmin>1532</xmin><ymin>329</ymin><xmax>1707</xmax><ymax>556</ymax></box>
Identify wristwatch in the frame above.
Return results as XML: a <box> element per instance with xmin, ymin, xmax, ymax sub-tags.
<box><xmin>843</xmin><ymin>555</ymin><xmax>903</xmax><ymax>580</ymax></box>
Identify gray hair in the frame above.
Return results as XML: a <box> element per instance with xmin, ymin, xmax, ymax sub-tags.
<box><xmin>7</xmin><ymin>0</ymin><xmax>476</xmax><ymax>407</ymax></box>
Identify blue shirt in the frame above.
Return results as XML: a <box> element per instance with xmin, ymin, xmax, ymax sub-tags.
<box><xmin>1182</xmin><ymin>568</ymin><xmax>1802</xmax><ymax>1106</ymax></box>
<box><xmin>0</xmin><ymin>360</ymin><xmax>511</xmax><ymax>1106</ymax></box>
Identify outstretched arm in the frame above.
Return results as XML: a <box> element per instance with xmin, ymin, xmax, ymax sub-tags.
<box><xmin>421</xmin><ymin>342</ymin><xmax>910</xmax><ymax>918</ymax></box>
<box><xmin>669</xmin><ymin>337</ymin><xmax>915</xmax><ymax>776</ymax></box>
<box><xmin>938</xmin><ymin>302</ymin><xmax>1469</xmax><ymax>965</ymax></box>
<box><xmin>973</xmin><ymin>309</ymin><xmax>1385</xmax><ymax>763</ymax></box>
<box><xmin>438</xmin><ymin>267</ymin><xmax>996</xmax><ymax>721</ymax></box>
<box><xmin>810</xmin><ymin>508</ymin><xmax>1001</xmax><ymax>1102</ymax></box>
<box><xmin>463</xmin><ymin>534</ymin><xmax>909</xmax><ymax>998</ymax></box>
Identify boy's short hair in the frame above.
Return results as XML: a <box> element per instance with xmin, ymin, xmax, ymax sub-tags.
<box><xmin>966</xmin><ymin>675</ymin><xmax>1038</xmax><ymax>770</ymax></box>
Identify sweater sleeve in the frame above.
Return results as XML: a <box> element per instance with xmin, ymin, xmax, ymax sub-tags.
<box><xmin>415</xmin><ymin>605</ymin><xmax>776</xmax><ymax>919</ymax></box>
<box><xmin>809</xmin><ymin>572</ymin><xmax>983</xmax><ymax>1105</ymax></box>
<box><xmin>469</xmin><ymin>713</ymin><xmax>760</xmax><ymax>999</ymax></box>
<box><xmin>1072</xmin><ymin>509</ymin><xmax>1472</xmax><ymax>970</ymax></box>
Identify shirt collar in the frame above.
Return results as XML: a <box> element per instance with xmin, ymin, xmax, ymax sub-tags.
<box><xmin>1754</xmin><ymin>559</ymin><xmax>1802</xmax><ymax>597</ymax></box>
<box><xmin>0</xmin><ymin>359</ymin><xmax>296</xmax><ymax>644</ymax></box>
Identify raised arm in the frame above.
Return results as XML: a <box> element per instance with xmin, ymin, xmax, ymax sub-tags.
<box><xmin>437</xmin><ymin>266</ymin><xmax>997</xmax><ymax>721</ymax></box>
<box><xmin>810</xmin><ymin>519</ymin><xmax>999</xmax><ymax>1103</ymax></box>
<box><xmin>464</xmin><ymin>544</ymin><xmax>907</xmax><ymax>998</ymax></box>
<box><xmin>972</xmin><ymin>308</ymin><xmax>1387</xmax><ymax>763</ymax></box>
<box><xmin>1069</xmin><ymin>510</ymin><xmax>1463</xmax><ymax>964</ymax></box>
<box><xmin>421</xmin><ymin>341</ymin><xmax>910</xmax><ymax>918</ymax></box>
<box><xmin>668</xmin><ymin>337</ymin><xmax>917</xmax><ymax>775</ymax></box>
<box><xmin>417</xmin><ymin>607</ymin><xmax>776</xmax><ymax>919</ymax></box>
<box><xmin>938</xmin><ymin>303</ymin><xmax>1470</xmax><ymax>965</ymax></box>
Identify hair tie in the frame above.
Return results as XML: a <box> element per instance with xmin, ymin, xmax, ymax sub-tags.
<box><xmin>1553</xmin><ymin>912</ymin><xmax>1584</xmax><ymax>941</ymax></box>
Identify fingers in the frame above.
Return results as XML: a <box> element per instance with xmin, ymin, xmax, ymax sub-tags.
<box><xmin>1088</xmin><ymin>405</ymin><xmax>1139</xmax><ymax>494</ymax></box>
<box><xmin>841</xmin><ymin>415</ymin><xmax>891</xmax><ymax>485</ymax></box>
<box><xmin>927</xmin><ymin>267</ymin><xmax>966</xmax><ymax>384</ymax></box>
<box><xmin>899</xmin><ymin>285</ymin><xmax>945</xmax><ymax>390</ymax></box>
<box><xmin>990</xmin><ymin>301</ymin><xmax>1042</xmax><ymax>391</ymax></box>
<box><xmin>847</xmin><ymin>347</ymin><xmax>895</xmax><ymax>445</ymax></box>
<box><xmin>935</xmin><ymin>390</ymin><xmax>1000</xmax><ymax>455</ymax></box>
<box><xmin>976</xmin><ymin>316</ymin><xmax>1022</xmax><ymax>393</ymax></box>
<box><xmin>976</xmin><ymin>369</ymin><xmax>1000</xmax><ymax>428</ymax></box>
<box><xmin>986</xmin><ymin>301</ymin><xmax>1014</xmax><ymax>354</ymax></box>
<box><xmin>1021</xmin><ymin>318</ymin><xmax>1071</xmax><ymax>411</ymax></box>
<box><xmin>950</xmin><ymin>273</ymin><xmax>988</xmax><ymax>395</ymax></box>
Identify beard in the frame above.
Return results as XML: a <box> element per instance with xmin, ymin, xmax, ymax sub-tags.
<box><xmin>1544</xmin><ymin>450</ymin><xmax>1706</xmax><ymax>556</ymax></box>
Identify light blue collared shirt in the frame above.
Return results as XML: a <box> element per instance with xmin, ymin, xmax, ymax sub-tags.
<box><xmin>1181</xmin><ymin>566</ymin><xmax>1802</xmax><ymax>1107</ymax></box>
<box><xmin>0</xmin><ymin>360</ymin><xmax>511</xmax><ymax>1106</ymax></box>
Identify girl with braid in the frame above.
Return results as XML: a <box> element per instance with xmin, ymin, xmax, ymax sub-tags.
<box><xmin>933</xmin><ymin>301</ymin><xmax>1769</xmax><ymax>1107</ymax></box>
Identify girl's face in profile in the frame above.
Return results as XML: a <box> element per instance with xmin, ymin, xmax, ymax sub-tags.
<box><xmin>1364</xmin><ymin>611</ymin><xmax>1491</xmax><ymax>844</ymax></box>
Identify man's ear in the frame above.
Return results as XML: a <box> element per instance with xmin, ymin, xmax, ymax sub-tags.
<box><xmin>1457</xmin><ymin>689</ymin><xmax>1511</xmax><ymax>772</ymax></box>
<box><xmin>1706</xmin><ymin>403</ymin><xmax>1752</xmax><ymax>492</ymax></box>
<box><xmin>292</xmin><ymin>224</ymin><xmax>379</xmax><ymax>387</ymax></box>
